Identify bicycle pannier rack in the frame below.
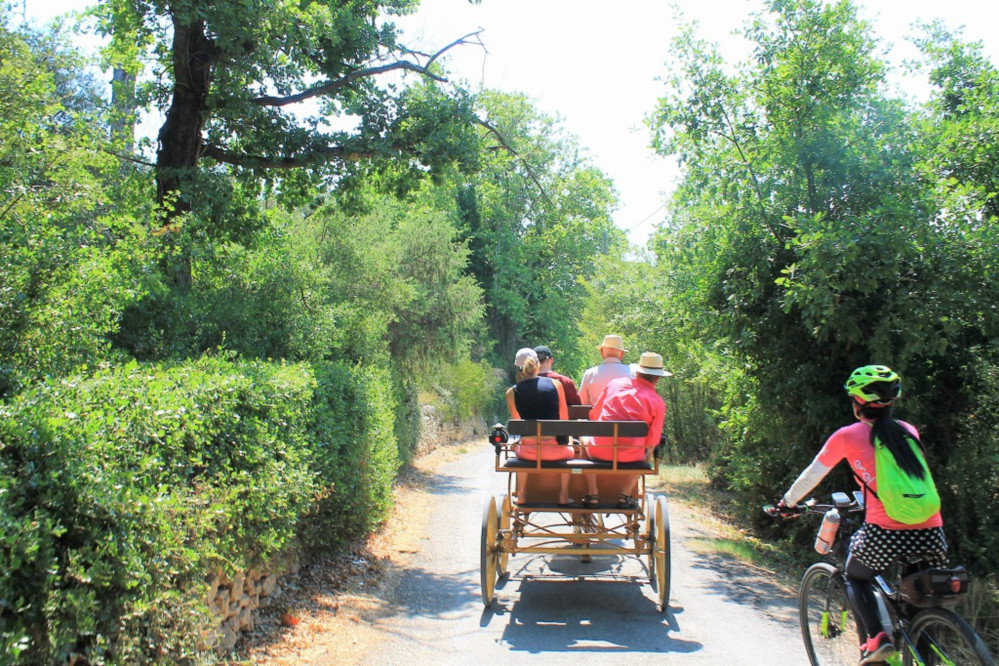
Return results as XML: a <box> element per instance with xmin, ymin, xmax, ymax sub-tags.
<box><xmin>899</xmin><ymin>565</ymin><xmax>969</xmax><ymax>608</ymax></box>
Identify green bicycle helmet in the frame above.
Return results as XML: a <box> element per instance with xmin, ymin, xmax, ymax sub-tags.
<box><xmin>845</xmin><ymin>365</ymin><xmax>901</xmax><ymax>406</ymax></box>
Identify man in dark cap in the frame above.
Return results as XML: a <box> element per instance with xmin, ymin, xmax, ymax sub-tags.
<box><xmin>534</xmin><ymin>345</ymin><xmax>581</xmax><ymax>406</ymax></box>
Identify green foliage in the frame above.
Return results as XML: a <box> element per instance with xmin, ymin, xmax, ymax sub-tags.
<box><xmin>0</xmin><ymin>11</ymin><xmax>156</xmax><ymax>398</ymax></box>
<box><xmin>383</xmin><ymin>200</ymin><xmax>484</xmax><ymax>363</ymax></box>
<box><xmin>581</xmin><ymin>253</ymin><xmax>723</xmax><ymax>463</ymax></box>
<box><xmin>0</xmin><ymin>356</ymin><xmax>406</xmax><ymax>661</ymax></box>
<box><xmin>644</xmin><ymin>0</ymin><xmax>999</xmax><ymax>579</ymax></box>
<box><xmin>421</xmin><ymin>358</ymin><xmax>504</xmax><ymax>426</ymax></box>
<box><xmin>90</xmin><ymin>0</ymin><xmax>483</xmax><ymax>235</ymax></box>
<box><xmin>304</xmin><ymin>361</ymin><xmax>400</xmax><ymax>549</ymax></box>
<box><xmin>308</xmin><ymin>192</ymin><xmax>484</xmax><ymax>366</ymax></box>
<box><xmin>390</xmin><ymin>367</ymin><xmax>422</xmax><ymax>466</ymax></box>
<box><xmin>0</xmin><ymin>358</ymin><xmax>319</xmax><ymax>663</ymax></box>
<box><xmin>453</xmin><ymin>90</ymin><xmax>621</xmax><ymax>374</ymax></box>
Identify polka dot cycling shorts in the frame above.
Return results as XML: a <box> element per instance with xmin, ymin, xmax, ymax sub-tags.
<box><xmin>849</xmin><ymin>523</ymin><xmax>948</xmax><ymax>572</ymax></box>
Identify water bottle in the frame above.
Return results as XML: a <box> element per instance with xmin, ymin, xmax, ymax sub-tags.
<box><xmin>814</xmin><ymin>509</ymin><xmax>840</xmax><ymax>554</ymax></box>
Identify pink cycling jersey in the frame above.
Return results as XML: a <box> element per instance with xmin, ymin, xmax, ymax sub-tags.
<box><xmin>784</xmin><ymin>420</ymin><xmax>943</xmax><ymax>530</ymax></box>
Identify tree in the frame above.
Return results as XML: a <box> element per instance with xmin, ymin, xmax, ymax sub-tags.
<box><xmin>646</xmin><ymin>0</ymin><xmax>999</xmax><ymax>575</ymax></box>
<box><xmin>0</xmin><ymin>9</ymin><xmax>154</xmax><ymax>398</ymax></box>
<box><xmin>453</xmin><ymin>90</ymin><xmax>621</xmax><ymax>375</ymax></box>
<box><xmin>94</xmin><ymin>0</ymin><xmax>485</xmax><ymax>285</ymax></box>
<box><xmin>648</xmin><ymin>0</ymin><xmax>928</xmax><ymax>491</ymax></box>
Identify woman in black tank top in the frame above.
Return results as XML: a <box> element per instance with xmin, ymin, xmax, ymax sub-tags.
<box><xmin>505</xmin><ymin>348</ymin><xmax>574</xmax><ymax>504</ymax></box>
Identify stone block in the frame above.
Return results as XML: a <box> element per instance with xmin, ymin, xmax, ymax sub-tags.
<box><xmin>229</xmin><ymin>572</ymin><xmax>244</xmax><ymax>603</ymax></box>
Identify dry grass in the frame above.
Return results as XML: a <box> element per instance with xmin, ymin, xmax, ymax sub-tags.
<box><xmin>653</xmin><ymin>464</ymin><xmax>802</xmax><ymax>586</ymax></box>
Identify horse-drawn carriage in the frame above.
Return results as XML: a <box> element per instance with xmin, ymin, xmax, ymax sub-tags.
<box><xmin>480</xmin><ymin>405</ymin><xmax>671</xmax><ymax>610</ymax></box>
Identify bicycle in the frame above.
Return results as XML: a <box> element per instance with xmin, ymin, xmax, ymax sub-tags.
<box><xmin>765</xmin><ymin>491</ymin><xmax>996</xmax><ymax>666</ymax></box>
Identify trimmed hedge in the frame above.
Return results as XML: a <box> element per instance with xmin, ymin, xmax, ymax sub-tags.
<box><xmin>0</xmin><ymin>357</ymin><xmax>400</xmax><ymax>664</ymax></box>
<box><xmin>302</xmin><ymin>362</ymin><xmax>400</xmax><ymax>550</ymax></box>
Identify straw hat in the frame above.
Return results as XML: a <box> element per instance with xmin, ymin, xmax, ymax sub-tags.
<box><xmin>597</xmin><ymin>334</ymin><xmax>627</xmax><ymax>352</ymax></box>
<box><xmin>631</xmin><ymin>352</ymin><xmax>673</xmax><ymax>377</ymax></box>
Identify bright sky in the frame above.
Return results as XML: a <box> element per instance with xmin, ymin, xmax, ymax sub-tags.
<box><xmin>396</xmin><ymin>0</ymin><xmax>999</xmax><ymax>247</ymax></box>
<box><xmin>20</xmin><ymin>0</ymin><xmax>999</xmax><ymax>247</ymax></box>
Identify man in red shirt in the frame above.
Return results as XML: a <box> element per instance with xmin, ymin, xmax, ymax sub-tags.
<box><xmin>582</xmin><ymin>352</ymin><xmax>670</xmax><ymax>508</ymax></box>
<box><xmin>534</xmin><ymin>345</ymin><xmax>582</xmax><ymax>406</ymax></box>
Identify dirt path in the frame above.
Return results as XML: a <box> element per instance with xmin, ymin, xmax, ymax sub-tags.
<box><xmin>234</xmin><ymin>442</ymin><xmax>807</xmax><ymax>665</ymax></box>
<box><xmin>233</xmin><ymin>443</ymin><xmax>472</xmax><ymax>664</ymax></box>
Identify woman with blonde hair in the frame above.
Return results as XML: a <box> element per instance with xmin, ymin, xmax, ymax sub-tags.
<box><xmin>505</xmin><ymin>347</ymin><xmax>574</xmax><ymax>505</ymax></box>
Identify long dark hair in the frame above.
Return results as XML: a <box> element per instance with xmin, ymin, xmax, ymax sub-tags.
<box><xmin>858</xmin><ymin>402</ymin><xmax>927</xmax><ymax>479</ymax></box>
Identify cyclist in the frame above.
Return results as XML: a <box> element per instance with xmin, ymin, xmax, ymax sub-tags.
<box><xmin>777</xmin><ymin>365</ymin><xmax>948</xmax><ymax>665</ymax></box>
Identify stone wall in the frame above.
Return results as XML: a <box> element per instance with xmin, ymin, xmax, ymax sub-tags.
<box><xmin>199</xmin><ymin>553</ymin><xmax>300</xmax><ymax>652</ymax></box>
<box><xmin>415</xmin><ymin>404</ymin><xmax>484</xmax><ymax>456</ymax></box>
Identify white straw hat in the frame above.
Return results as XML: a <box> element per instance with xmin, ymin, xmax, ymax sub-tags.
<box><xmin>631</xmin><ymin>352</ymin><xmax>672</xmax><ymax>377</ymax></box>
<box><xmin>597</xmin><ymin>334</ymin><xmax>627</xmax><ymax>352</ymax></box>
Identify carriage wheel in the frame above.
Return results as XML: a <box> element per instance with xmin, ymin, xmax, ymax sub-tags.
<box><xmin>646</xmin><ymin>496</ymin><xmax>657</xmax><ymax>586</ymax></box>
<box><xmin>496</xmin><ymin>494</ymin><xmax>511</xmax><ymax>576</ymax></box>
<box><xmin>480</xmin><ymin>496</ymin><xmax>500</xmax><ymax>606</ymax></box>
<box><xmin>653</xmin><ymin>495</ymin><xmax>671</xmax><ymax>611</ymax></box>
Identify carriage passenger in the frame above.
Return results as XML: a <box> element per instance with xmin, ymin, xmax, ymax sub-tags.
<box><xmin>534</xmin><ymin>345</ymin><xmax>582</xmax><ymax>406</ymax></box>
<box><xmin>578</xmin><ymin>334</ymin><xmax>633</xmax><ymax>405</ymax></box>
<box><xmin>505</xmin><ymin>347</ymin><xmax>574</xmax><ymax>505</ymax></box>
<box><xmin>581</xmin><ymin>352</ymin><xmax>669</xmax><ymax>509</ymax></box>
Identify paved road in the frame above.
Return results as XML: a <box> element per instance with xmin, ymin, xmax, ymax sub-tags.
<box><xmin>351</xmin><ymin>445</ymin><xmax>810</xmax><ymax>665</ymax></box>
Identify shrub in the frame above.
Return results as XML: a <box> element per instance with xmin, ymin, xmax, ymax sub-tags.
<box><xmin>302</xmin><ymin>361</ymin><xmax>401</xmax><ymax>551</ymax></box>
<box><xmin>0</xmin><ymin>358</ymin><xmax>318</xmax><ymax>663</ymax></box>
<box><xmin>391</xmin><ymin>368</ymin><xmax>422</xmax><ymax>466</ymax></box>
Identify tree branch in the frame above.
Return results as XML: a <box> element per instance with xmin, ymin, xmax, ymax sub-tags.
<box><xmin>252</xmin><ymin>62</ymin><xmax>445</xmax><ymax>107</ymax></box>
<box><xmin>426</xmin><ymin>30</ymin><xmax>485</xmax><ymax>69</ymax></box>
<box><xmin>711</xmin><ymin>107</ymin><xmax>780</xmax><ymax>241</ymax></box>
<box><xmin>252</xmin><ymin>30</ymin><xmax>484</xmax><ymax>108</ymax></box>
<box><xmin>475</xmin><ymin>118</ymin><xmax>557</xmax><ymax>212</ymax></box>
<box><xmin>201</xmin><ymin>142</ymin><xmax>384</xmax><ymax>168</ymax></box>
<box><xmin>104</xmin><ymin>149</ymin><xmax>157</xmax><ymax>168</ymax></box>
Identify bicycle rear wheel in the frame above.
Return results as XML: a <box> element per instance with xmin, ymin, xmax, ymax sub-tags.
<box><xmin>904</xmin><ymin>607</ymin><xmax>996</xmax><ymax>666</ymax></box>
<box><xmin>800</xmin><ymin>562</ymin><xmax>861</xmax><ymax>665</ymax></box>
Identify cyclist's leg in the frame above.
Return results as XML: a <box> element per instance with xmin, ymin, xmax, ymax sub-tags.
<box><xmin>845</xmin><ymin>553</ymin><xmax>883</xmax><ymax>645</ymax></box>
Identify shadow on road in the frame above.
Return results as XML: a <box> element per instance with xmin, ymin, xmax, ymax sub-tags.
<box><xmin>484</xmin><ymin>579</ymin><xmax>701</xmax><ymax>655</ymax></box>
<box><xmin>686</xmin><ymin>538</ymin><xmax>798</xmax><ymax>625</ymax></box>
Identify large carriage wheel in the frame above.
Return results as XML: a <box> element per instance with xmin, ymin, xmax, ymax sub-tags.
<box><xmin>651</xmin><ymin>495</ymin><xmax>671</xmax><ymax>611</ymax></box>
<box><xmin>496</xmin><ymin>494</ymin><xmax>511</xmax><ymax>576</ymax></box>
<box><xmin>646</xmin><ymin>496</ymin><xmax>656</xmax><ymax>587</ymax></box>
<box><xmin>480</xmin><ymin>496</ymin><xmax>502</xmax><ymax>606</ymax></box>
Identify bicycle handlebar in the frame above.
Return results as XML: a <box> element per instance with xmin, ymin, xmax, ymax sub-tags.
<box><xmin>762</xmin><ymin>493</ymin><xmax>865</xmax><ymax>518</ymax></box>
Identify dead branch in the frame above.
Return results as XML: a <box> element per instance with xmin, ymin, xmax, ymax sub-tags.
<box><xmin>476</xmin><ymin>118</ymin><xmax>557</xmax><ymax>211</ymax></box>
<box><xmin>252</xmin><ymin>30</ymin><xmax>485</xmax><ymax>108</ymax></box>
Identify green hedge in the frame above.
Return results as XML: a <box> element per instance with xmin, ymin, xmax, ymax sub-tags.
<box><xmin>302</xmin><ymin>362</ymin><xmax>400</xmax><ymax>549</ymax></box>
<box><xmin>0</xmin><ymin>357</ymin><xmax>401</xmax><ymax>664</ymax></box>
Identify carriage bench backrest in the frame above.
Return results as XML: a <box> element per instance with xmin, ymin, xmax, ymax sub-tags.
<box><xmin>506</xmin><ymin>419</ymin><xmax>647</xmax><ymax>439</ymax></box>
<box><xmin>499</xmin><ymin>419</ymin><xmax>653</xmax><ymax>473</ymax></box>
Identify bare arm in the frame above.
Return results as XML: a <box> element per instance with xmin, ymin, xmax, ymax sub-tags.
<box><xmin>506</xmin><ymin>387</ymin><xmax>520</xmax><ymax>419</ymax></box>
<box><xmin>554</xmin><ymin>381</ymin><xmax>568</xmax><ymax>420</ymax></box>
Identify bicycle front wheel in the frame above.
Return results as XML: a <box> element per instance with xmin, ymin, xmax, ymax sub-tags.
<box><xmin>904</xmin><ymin>607</ymin><xmax>996</xmax><ymax>666</ymax></box>
<box><xmin>800</xmin><ymin>562</ymin><xmax>860</xmax><ymax>666</ymax></box>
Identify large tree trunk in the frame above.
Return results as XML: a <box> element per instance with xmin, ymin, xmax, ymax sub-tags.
<box><xmin>155</xmin><ymin>16</ymin><xmax>214</xmax><ymax>288</ymax></box>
